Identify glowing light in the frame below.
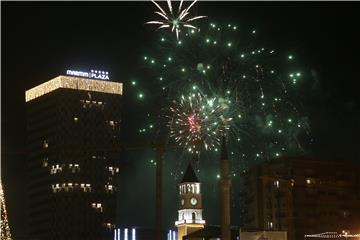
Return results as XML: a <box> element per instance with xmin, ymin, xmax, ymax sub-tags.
<box><xmin>25</xmin><ymin>76</ymin><xmax>122</xmax><ymax>102</ymax></box>
<box><xmin>288</xmin><ymin>55</ymin><xmax>293</xmax><ymax>60</ymax></box>
<box><xmin>138</xmin><ymin>93</ymin><xmax>144</xmax><ymax>99</ymax></box>
<box><xmin>66</xmin><ymin>69</ymin><xmax>110</xmax><ymax>80</ymax></box>
<box><xmin>124</xmin><ymin>228</ymin><xmax>128</xmax><ymax>240</ymax></box>
<box><xmin>305</xmin><ymin>232</ymin><xmax>360</xmax><ymax>239</ymax></box>
<box><xmin>146</xmin><ymin>0</ymin><xmax>207</xmax><ymax>40</ymax></box>
<box><xmin>132</xmin><ymin>229</ymin><xmax>136</xmax><ymax>240</ymax></box>
<box><xmin>131</xmin><ymin>81</ymin><xmax>136</xmax><ymax>85</ymax></box>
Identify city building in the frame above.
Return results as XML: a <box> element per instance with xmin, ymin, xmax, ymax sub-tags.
<box><xmin>183</xmin><ymin>225</ymin><xmax>239</xmax><ymax>240</ymax></box>
<box><xmin>242</xmin><ymin>157</ymin><xmax>360</xmax><ymax>240</ymax></box>
<box><xmin>239</xmin><ymin>229</ymin><xmax>287</xmax><ymax>240</ymax></box>
<box><xmin>25</xmin><ymin>72</ymin><xmax>123</xmax><ymax>240</ymax></box>
<box><xmin>175</xmin><ymin>164</ymin><xmax>206</xmax><ymax>240</ymax></box>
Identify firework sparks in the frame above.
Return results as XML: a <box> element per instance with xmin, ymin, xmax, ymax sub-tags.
<box><xmin>146</xmin><ymin>0</ymin><xmax>206</xmax><ymax>40</ymax></box>
<box><xmin>168</xmin><ymin>92</ymin><xmax>235</xmax><ymax>153</ymax></box>
<box><xmin>137</xmin><ymin>21</ymin><xmax>312</xmax><ymax>163</ymax></box>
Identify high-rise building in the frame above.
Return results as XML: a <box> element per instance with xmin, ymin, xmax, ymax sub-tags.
<box><xmin>25</xmin><ymin>73</ymin><xmax>123</xmax><ymax>240</ymax></box>
<box><xmin>242</xmin><ymin>157</ymin><xmax>360</xmax><ymax>240</ymax></box>
<box><xmin>175</xmin><ymin>164</ymin><xmax>205</xmax><ymax>240</ymax></box>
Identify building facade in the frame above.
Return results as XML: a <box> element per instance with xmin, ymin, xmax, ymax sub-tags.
<box><xmin>25</xmin><ymin>75</ymin><xmax>122</xmax><ymax>240</ymax></box>
<box><xmin>175</xmin><ymin>164</ymin><xmax>205</xmax><ymax>240</ymax></box>
<box><xmin>242</xmin><ymin>157</ymin><xmax>360</xmax><ymax>240</ymax></box>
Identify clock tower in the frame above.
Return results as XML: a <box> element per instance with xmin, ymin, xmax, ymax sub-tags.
<box><xmin>175</xmin><ymin>164</ymin><xmax>205</xmax><ymax>240</ymax></box>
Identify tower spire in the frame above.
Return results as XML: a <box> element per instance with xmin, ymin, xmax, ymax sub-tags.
<box><xmin>181</xmin><ymin>163</ymin><xmax>199</xmax><ymax>183</ymax></box>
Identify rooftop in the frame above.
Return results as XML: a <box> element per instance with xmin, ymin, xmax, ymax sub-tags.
<box><xmin>180</xmin><ymin>163</ymin><xmax>199</xmax><ymax>183</ymax></box>
<box><xmin>25</xmin><ymin>75</ymin><xmax>123</xmax><ymax>102</ymax></box>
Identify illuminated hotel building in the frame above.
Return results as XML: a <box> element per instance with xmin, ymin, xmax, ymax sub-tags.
<box><xmin>25</xmin><ymin>73</ymin><xmax>122</xmax><ymax>240</ymax></box>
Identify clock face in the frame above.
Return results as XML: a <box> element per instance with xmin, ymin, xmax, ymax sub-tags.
<box><xmin>181</xmin><ymin>199</ymin><xmax>185</xmax><ymax>206</ymax></box>
<box><xmin>190</xmin><ymin>197</ymin><xmax>197</xmax><ymax>206</ymax></box>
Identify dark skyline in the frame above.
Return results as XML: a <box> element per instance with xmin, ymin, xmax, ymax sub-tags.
<box><xmin>2</xmin><ymin>2</ymin><xmax>360</xmax><ymax>239</ymax></box>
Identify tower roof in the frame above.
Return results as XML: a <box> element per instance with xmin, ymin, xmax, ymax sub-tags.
<box><xmin>180</xmin><ymin>163</ymin><xmax>199</xmax><ymax>183</ymax></box>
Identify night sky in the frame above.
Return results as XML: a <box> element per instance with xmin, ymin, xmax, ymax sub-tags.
<box><xmin>2</xmin><ymin>2</ymin><xmax>360</xmax><ymax>238</ymax></box>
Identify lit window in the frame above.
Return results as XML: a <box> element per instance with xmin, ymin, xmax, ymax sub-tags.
<box><xmin>43</xmin><ymin>140</ymin><xmax>48</xmax><ymax>149</ymax></box>
<box><xmin>81</xmin><ymin>183</ymin><xmax>92</xmax><ymax>192</ymax></box>
<box><xmin>43</xmin><ymin>158</ymin><xmax>48</xmax><ymax>167</ymax></box>
<box><xmin>74</xmin><ymin>117</ymin><xmax>78</xmax><ymax>122</ymax></box>
<box><xmin>274</xmin><ymin>180</ymin><xmax>280</xmax><ymax>188</ymax></box>
<box><xmin>104</xmin><ymin>223</ymin><xmax>114</xmax><ymax>229</ymax></box>
<box><xmin>91</xmin><ymin>202</ymin><xmax>103</xmax><ymax>212</ymax></box>
<box><xmin>105</xmin><ymin>184</ymin><xmax>115</xmax><ymax>193</ymax></box>
<box><xmin>290</xmin><ymin>179</ymin><xmax>295</xmax><ymax>187</ymax></box>
<box><xmin>69</xmin><ymin>163</ymin><xmax>80</xmax><ymax>173</ymax></box>
<box><xmin>107</xmin><ymin>166</ymin><xmax>119</xmax><ymax>175</ymax></box>
<box><xmin>50</xmin><ymin>164</ymin><xmax>62</xmax><ymax>174</ymax></box>
<box><xmin>306</xmin><ymin>178</ymin><xmax>315</xmax><ymax>185</ymax></box>
<box><xmin>186</xmin><ymin>184</ymin><xmax>191</xmax><ymax>193</ymax></box>
<box><xmin>52</xmin><ymin>184</ymin><xmax>61</xmax><ymax>193</ymax></box>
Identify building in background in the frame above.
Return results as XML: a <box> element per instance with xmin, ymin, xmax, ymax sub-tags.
<box><xmin>25</xmin><ymin>73</ymin><xmax>122</xmax><ymax>240</ymax></box>
<box><xmin>175</xmin><ymin>164</ymin><xmax>205</xmax><ymax>240</ymax></box>
<box><xmin>242</xmin><ymin>157</ymin><xmax>360</xmax><ymax>240</ymax></box>
<box><xmin>239</xmin><ymin>229</ymin><xmax>287</xmax><ymax>240</ymax></box>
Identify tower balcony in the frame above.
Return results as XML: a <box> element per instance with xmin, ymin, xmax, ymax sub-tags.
<box><xmin>175</xmin><ymin>219</ymin><xmax>206</xmax><ymax>226</ymax></box>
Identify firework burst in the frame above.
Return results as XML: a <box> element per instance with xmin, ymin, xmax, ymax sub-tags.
<box><xmin>168</xmin><ymin>92</ymin><xmax>238</xmax><ymax>154</ymax></box>
<box><xmin>136</xmin><ymin>21</ymin><xmax>312</xmax><ymax>167</ymax></box>
<box><xmin>146</xmin><ymin>0</ymin><xmax>206</xmax><ymax>40</ymax></box>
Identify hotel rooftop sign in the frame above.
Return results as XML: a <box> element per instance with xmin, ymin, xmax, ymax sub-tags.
<box><xmin>66</xmin><ymin>69</ymin><xmax>110</xmax><ymax>80</ymax></box>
